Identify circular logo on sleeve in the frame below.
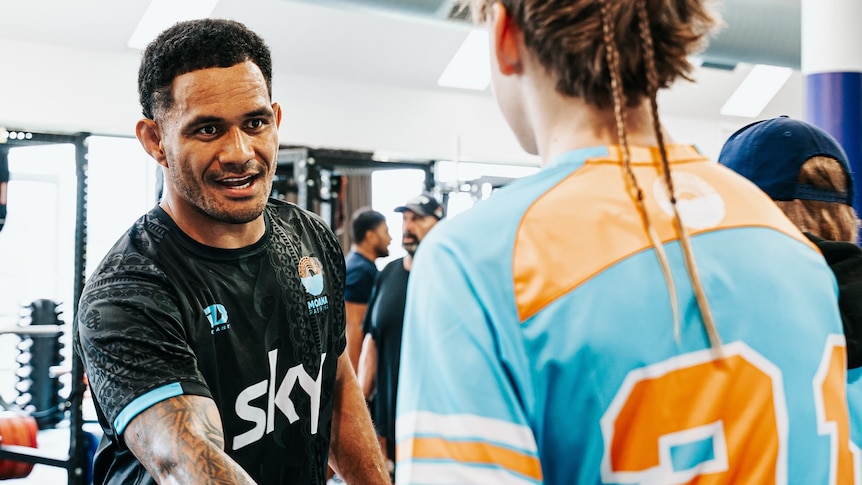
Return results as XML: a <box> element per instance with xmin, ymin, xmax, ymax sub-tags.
<box><xmin>652</xmin><ymin>172</ymin><xmax>726</xmax><ymax>230</ymax></box>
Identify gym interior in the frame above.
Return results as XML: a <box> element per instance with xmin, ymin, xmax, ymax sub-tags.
<box><xmin>0</xmin><ymin>0</ymin><xmax>843</xmax><ymax>483</ymax></box>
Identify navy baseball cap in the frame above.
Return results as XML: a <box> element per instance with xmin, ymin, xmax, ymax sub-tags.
<box><xmin>394</xmin><ymin>192</ymin><xmax>444</xmax><ymax>219</ymax></box>
<box><xmin>719</xmin><ymin>116</ymin><xmax>854</xmax><ymax>204</ymax></box>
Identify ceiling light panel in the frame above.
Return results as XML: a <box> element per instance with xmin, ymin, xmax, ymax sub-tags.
<box><xmin>720</xmin><ymin>64</ymin><xmax>794</xmax><ymax>118</ymax></box>
<box><xmin>437</xmin><ymin>28</ymin><xmax>490</xmax><ymax>91</ymax></box>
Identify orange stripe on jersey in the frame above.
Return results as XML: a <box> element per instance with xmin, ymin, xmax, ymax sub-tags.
<box><xmin>397</xmin><ymin>437</ymin><xmax>543</xmax><ymax>481</ymax></box>
<box><xmin>513</xmin><ymin>145</ymin><xmax>816</xmax><ymax>322</ymax></box>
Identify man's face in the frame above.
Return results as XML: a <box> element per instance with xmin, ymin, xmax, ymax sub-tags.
<box><xmin>371</xmin><ymin>222</ymin><xmax>392</xmax><ymax>258</ymax></box>
<box><xmin>401</xmin><ymin>210</ymin><xmax>439</xmax><ymax>255</ymax></box>
<box><xmin>155</xmin><ymin>61</ymin><xmax>281</xmax><ymax>225</ymax></box>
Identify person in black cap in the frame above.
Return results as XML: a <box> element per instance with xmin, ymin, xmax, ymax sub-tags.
<box><xmin>356</xmin><ymin>192</ymin><xmax>443</xmax><ymax>478</ymax></box>
<box><xmin>720</xmin><ymin>115</ymin><xmax>862</xmax><ymax>368</ymax></box>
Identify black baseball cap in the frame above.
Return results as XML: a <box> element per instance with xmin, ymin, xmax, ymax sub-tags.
<box><xmin>394</xmin><ymin>192</ymin><xmax>444</xmax><ymax>219</ymax></box>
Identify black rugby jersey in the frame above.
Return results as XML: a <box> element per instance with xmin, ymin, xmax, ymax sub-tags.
<box><xmin>75</xmin><ymin>198</ymin><xmax>346</xmax><ymax>485</ymax></box>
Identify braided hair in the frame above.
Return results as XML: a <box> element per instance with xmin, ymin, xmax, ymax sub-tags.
<box><xmin>467</xmin><ymin>0</ymin><xmax>724</xmax><ymax>351</ymax></box>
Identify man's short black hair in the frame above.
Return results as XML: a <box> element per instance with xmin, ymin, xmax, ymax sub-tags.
<box><xmin>138</xmin><ymin>18</ymin><xmax>273</xmax><ymax>120</ymax></box>
<box><xmin>351</xmin><ymin>208</ymin><xmax>386</xmax><ymax>244</ymax></box>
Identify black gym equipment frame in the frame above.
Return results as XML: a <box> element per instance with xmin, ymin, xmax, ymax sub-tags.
<box><xmin>275</xmin><ymin>146</ymin><xmax>437</xmax><ymax>227</ymax></box>
<box><xmin>0</xmin><ymin>129</ymin><xmax>92</xmax><ymax>484</ymax></box>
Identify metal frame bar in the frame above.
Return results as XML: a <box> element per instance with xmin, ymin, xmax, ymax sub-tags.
<box><xmin>0</xmin><ymin>130</ymin><xmax>91</xmax><ymax>485</ymax></box>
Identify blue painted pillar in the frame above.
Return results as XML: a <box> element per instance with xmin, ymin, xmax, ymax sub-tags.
<box><xmin>802</xmin><ymin>0</ymin><xmax>862</xmax><ymax>241</ymax></box>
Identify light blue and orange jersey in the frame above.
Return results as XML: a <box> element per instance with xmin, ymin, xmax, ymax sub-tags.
<box><xmin>396</xmin><ymin>145</ymin><xmax>861</xmax><ymax>484</ymax></box>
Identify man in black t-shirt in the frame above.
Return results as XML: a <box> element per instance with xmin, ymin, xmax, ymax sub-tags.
<box><xmin>74</xmin><ymin>19</ymin><xmax>389</xmax><ymax>485</ymax></box>
<box><xmin>357</xmin><ymin>193</ymin><xmax>442</xmax><ymax>475</ymax></box>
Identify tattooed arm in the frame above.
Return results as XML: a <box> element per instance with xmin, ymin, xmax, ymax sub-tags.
<box><xmin>124</xmin><ymin>394</ymin><xmax>257</xmax><ymax>484</ymax></box>
<box><xmin>329</xmin><ymin>351</ymin><xmax>391</xmax><ymax>484</ymax></box>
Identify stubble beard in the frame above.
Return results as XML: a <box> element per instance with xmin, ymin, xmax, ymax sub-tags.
<box><xmin>171</xmin><ymin>167</ymin><xmax>271</xmax><ymax>224</ymax></box>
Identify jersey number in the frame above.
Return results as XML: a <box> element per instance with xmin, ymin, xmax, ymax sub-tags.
<box><xmin>600</xmin><ymin>339</ymin><xmax>857</xmax><ymax>484</ymax></box>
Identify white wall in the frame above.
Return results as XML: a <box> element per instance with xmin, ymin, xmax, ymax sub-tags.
<box><xmin>0</xmin><ymin>38</ymin><xmax>748</xmax><ymax>167</ymax></box>
<box><xmin>0</xmin><ymin>40</ymin><xmax>141</xmax><ymax>138</ymax></box>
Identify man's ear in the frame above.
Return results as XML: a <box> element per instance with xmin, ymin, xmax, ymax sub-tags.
<box><xmin>273</xmin><ymin>102</ymin><xmax>283</xmax><ymax>129</ymax></box>
<box><xmin>366</xmin><ymin>228</ymin><xmax>378</xmax><ymax>245</ymax></box>
<box><xmin>136</xmin><ymin>118</ymin><xmax>168</xmax><ymax>168</ymax></box>
<box><xmin>491</xmin><ymin>2</ymin><xmax>524</xmax><ymax>76</ymax></box>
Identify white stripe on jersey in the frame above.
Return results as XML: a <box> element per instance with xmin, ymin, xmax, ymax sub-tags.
<box><xmin>396</xmin><ymin>411</ymin><xmax>538</xmax><ymax>453</ymax></box>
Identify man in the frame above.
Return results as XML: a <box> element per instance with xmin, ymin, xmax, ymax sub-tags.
<box><xmin>395</xmin><ymin>1</ymin><xmax>858</xmax><ymax>484</ymax></box>
<box><xmin>344</xmin><ymin>208</ymin><xmax>391</xmax><ymax>371</ymax></box>
<box><xmin>74</xmin><ymin>19</ymin><xmax>389</xmax><ymax>485</ymax></box>
<box><xmin>357</xmin><ymin>192</ymin><xmax>442</xmax><ymax>477</ymax></box>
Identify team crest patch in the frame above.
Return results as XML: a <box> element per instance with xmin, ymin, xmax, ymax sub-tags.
<box><xmin>299</xmin><ymin>256</ymin><xmax>329</xmax><ymax>315</ymax></box>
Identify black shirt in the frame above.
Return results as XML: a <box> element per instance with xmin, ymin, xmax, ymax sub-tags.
<box><xmin>75</xmin><ymin>199</ymin><xmax>346</xmax><ymax>484</ymax></box>
<box><xmin>362</xmin><ymin>257</ymin><xmax>409</xmax><ymax>460</ymax></box>
<box><xmin>806</xmin><ymin>233</ymin><xmax>862</xmax><ymax>369</ymax></box>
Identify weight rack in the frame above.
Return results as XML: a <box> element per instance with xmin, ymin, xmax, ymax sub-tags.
<box><xmin>0</xmin><ymin>131</ymin><xmax>92</xmax><ymax>484</ymax></box>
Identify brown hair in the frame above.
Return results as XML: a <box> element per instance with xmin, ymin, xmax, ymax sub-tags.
<box><xmin>464</xmin><ymin>0</ymin><xmax>719</xmax><ymax>108</ymax></box>
<box><xmin>138</xmin><ymin>18</ymin><xmax>273</xmax><ymax>120</ymax></box>
<box><xmin>776</xmin><ymin>156</ymin><xmax>860</xmax><ymax>243</ymax></box>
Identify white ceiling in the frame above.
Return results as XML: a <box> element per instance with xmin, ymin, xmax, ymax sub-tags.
<box><xmin>0</xmin><ymin>0</ymin><xmax>475</xmax><ymax>90</ymax></box>
<box><xmin>0</xmin><ymin>0</ymin><xmax>801</xmax><ymax>112</ymax></box>
<box><xmin>0</xmin><ymin>0</ymin><xmax>803</xmax><ymax>122</ymax></box>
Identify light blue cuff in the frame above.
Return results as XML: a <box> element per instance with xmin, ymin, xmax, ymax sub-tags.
<box><xmin>114</xmin><ymin>382</ymin><xmax>184</xmax><ymax>436</ymax></box>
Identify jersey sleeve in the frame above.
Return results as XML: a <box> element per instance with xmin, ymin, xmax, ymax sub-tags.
<box><xmin>75</xmin><ymin>272</ymin><xmax>211</xmax><ymax>444</ymax></box>
<box><xmin>395</xmin><ymin>234</ymin><xmax>544</xmax><ymax>485</ymax></box>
